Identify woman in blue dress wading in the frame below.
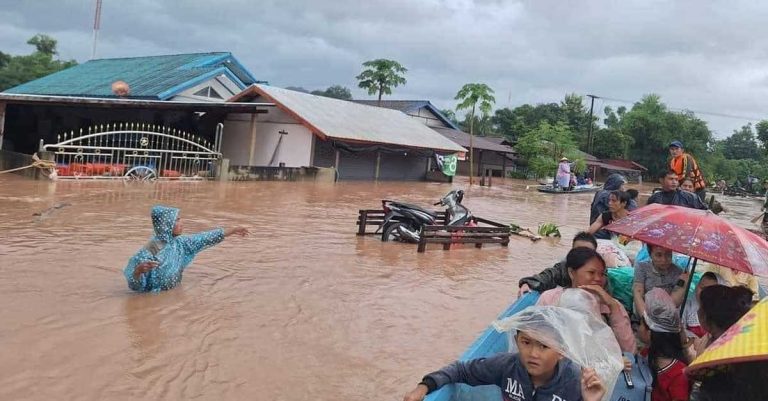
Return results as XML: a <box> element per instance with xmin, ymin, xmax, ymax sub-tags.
<box><xmin>124</xmin><ymin>205</ymin><xmax>249</xmax><ymax>292</ymax></box>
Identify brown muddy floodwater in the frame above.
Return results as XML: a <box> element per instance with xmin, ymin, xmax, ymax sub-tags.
<box><xmin>0</xmin><ymin>176</ymin><xmax>764</xmax><ymax>401</ymax></box>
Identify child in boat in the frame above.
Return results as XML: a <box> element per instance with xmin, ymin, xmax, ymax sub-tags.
<box><xmin>123</xmin><ymin>205</ymin><xmax>249</xmax><ymax>292</ymax></box>
<box><xmin>682</xmin><ymin>272</ymin><xmax>726</xmax><ymax>339</ymax></box>
<box><xmin>537</xmin><ymin>247</ymin><xmax>636</xmax><ymax>352</ymax></box>
<box><xmin>632</xmin><ymin>244</ymin><xmax>690</xmax><ymax>316</ymax></box>
<box><xmin>403</xmin><ymin>310</ymin><xmax>606</xmax><ymax>401</ymax></box>
<box><xmin>690</xmin><ymin>285</ymin><xmax>753</xmax><ymax>358</ymax></box>
<box><xmin>638</xmin><ymin>288</ymin><xmax>689</xmax><ymax>401</ymax></box>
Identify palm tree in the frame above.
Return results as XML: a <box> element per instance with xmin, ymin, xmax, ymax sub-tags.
<box><xmin>356</xmin><ymin>59</ymin><xmax>407</xmax><ymax>105</ymax></box>
<box><xmin>455</xmin><ymin>83</ymin><xmax>496</xmax><ymax>184</ymax></box>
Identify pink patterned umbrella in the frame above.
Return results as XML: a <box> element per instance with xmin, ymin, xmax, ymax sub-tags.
<box><xmin>604</xmin><ymin>204</ymin><xmax>768</xmax><ymax>277</ymax></box>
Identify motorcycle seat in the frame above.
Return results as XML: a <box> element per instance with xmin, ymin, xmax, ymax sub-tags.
<box><xmin>389</xmin><ymin>202</ymin><xmax>438</xmax><ymax>218</ymax></box>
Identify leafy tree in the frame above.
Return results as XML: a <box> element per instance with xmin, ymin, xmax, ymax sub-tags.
<box><xmin>590</xmin><ymin>106</ymin><xmax>633</xmax><ymax>159</ymax></box>
<box><xmin>27</xmin><ymin>34</ymin><xmax>58</xmax><ymax>55</ymax></box>
<box><xmin>455</xmin><ymin>83</ymin><xmax>495</xmax><ymax>184</ymax></box>
<box><xmin>620</xmin><ymin>94</ymin><xmax>714</xmax><ymax>178</ymax></box>
<box><xmin>515</xmin><ymin>121</ymin><xmax>582</xmax><ymax>178</ymax></box>
<box><xmin>355</xmin><ymin>59</ymin><xmax>407</xmax><ymax>105</ymax></box>
<box><xmin>721</xmin><ymin>124</ymin><xmax>761</xmax><ymax>160</ymax></box>
<box><xmin>440</xmin><ymin>109</ymin><xmax>459</xmax><ymax>126</ymax></box>
<box><xmin>459</xmin><ymin>114</ymin><xmax>494</xmax><ymax>137</ymax></box>
<box><xmin>285</xmin><ymin>86</ymin><xmax>310</xmax><ymax>93</ymax></box>
<box><xmin>756</xmin><ymin>120</ymin><xmax>768</xmax><ymax>153</ymax></box>
<box><xmin>0</xmin><ymin>51</ymin><xmax>10</xmax><ymax>69</ymax></box>
<box><xmin>310</xmin><ymin>85</ymin><xmax>352</xmax><ymax>100</ymax></box>
<box><xmin>0</xmin><ymin>34</ymin><xmax>77</xmax><ymax>91</ymax></box>
<box><xmin>560</xmin><ymin>93</ymin><xmax>592</xmax><ymax>148</ymax></box>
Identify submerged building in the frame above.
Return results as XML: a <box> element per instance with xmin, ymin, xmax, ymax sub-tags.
<box><xmin>0</xmin><ymin>53</ymin><xmax>464</xmax><ymax>181</ymax></box>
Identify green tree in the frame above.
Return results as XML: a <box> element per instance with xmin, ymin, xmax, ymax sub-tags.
<box><xmin>0</xmin><ymin>34</ymin><xmax>77</xmax><ymax>91</ymax></box>
<box><xmin>27</xmin><ymin>34</ymin><xmax>58</xmax><ymax>55</ymax></box>
<box><xmin>440</xmin><ymin>109</ymin><xmax>459</xmax><ymax>126</ymax></box>
<box><xmin>285</xmin><ymin>86</ymin><xmax>310</xmax><ymax>93</ymax></box>
<box><xmin>310</xmin><ymin>85</ymin><xmax>352</xmax><ymax>100</ymax></box>
<box><xmin>459</xmin><ymin>113</ymin><xmax>495</xmax><ymax>136</ymax></box>
<box><xmin>515</xmin><ymin>121</ymin><xmax>581</xmax><ymax>178</ymax></box>
<box><xmin>756</xmin><ymin>120</ymin><xmax>768</xmax><ymax>154</ymax></box>
<box><xmin>355</xmin><ymin>59</ymin><xmax>407</xmax><ymax>105</ymax></box>
<box><xmin>590</xmin><ymin>106</ymin><xmax>633</xmax><ymax>159</ymax></box>
<box><xmin>560</xmin><ymin>93</ymin><xmax>592</xmax><ymax>148</ymax></box>
<box><xmin>722</xmin><ymin>124</ymin><xmax>761</xmax><ymax>160</ymax></box>
<box><xmin>0</xmin><ymin>51</ymin><xmax>10</xmax><ymax>69</ymax></box>
<box><xmin>455</xmin><ymin>83</ymin><xmax>495</xmax><ymax>184</ymax></box>
<box><xmin>620</xmin><ymin>94</ymin><xmax>714</xmax><ymax>178</ymax></box>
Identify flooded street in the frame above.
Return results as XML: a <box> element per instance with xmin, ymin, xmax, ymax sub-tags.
<box><xmin>0</xmin><ymin>176</ymin><xmax>764</xmax><ymax>401</ymax></box>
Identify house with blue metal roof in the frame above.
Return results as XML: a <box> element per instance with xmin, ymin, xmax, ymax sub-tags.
<box><xmin>3</xmin><ymin>52</ymin><xmax>264</xmax><ymax>101</ymax></box>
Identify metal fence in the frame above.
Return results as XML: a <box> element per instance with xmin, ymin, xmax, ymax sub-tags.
<box><xmin>42</xmin><ymin>123</ymin><xmax>222</xmax><ymax>180</ymax></box>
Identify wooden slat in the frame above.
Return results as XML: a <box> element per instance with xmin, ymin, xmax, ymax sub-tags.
<box><xmin>419</xmin><ymin>238</ymin><xmax>510</xmax><ymax>244</ymax></box>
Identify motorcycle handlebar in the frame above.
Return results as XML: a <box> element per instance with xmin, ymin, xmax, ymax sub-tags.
<box><xmin>433</xmin><ymin>201</ymin><xmax>442</xmax><ymax>206</ymax></box>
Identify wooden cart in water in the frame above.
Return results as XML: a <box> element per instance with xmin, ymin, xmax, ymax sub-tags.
<box><xmin>356</xmin><ymin>208</ymin><xmax>513</xmax><ymax>253</ymax></box>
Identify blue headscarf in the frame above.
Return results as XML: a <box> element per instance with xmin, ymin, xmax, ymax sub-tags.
<box><xmin>151</xmin><ymin>205</ymin><xmax>180</xmax><ymax>243</ymax></box>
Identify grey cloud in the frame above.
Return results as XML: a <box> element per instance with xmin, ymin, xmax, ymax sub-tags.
<box><xmin>2</xmin><ymin>0</ymin><xmax>768</xmax><ymax>136</ymax></box>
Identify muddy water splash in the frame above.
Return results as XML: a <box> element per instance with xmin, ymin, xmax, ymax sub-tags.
<box><xmin>0</xmin><ymin>176</ymin><xmax>763</xmax><ymax>401</ymax></box>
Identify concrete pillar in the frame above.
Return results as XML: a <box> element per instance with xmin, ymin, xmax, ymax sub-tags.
<box><xmin>247</xmin><ymin>113</ymin><xmax>257</xmax><ymax>165</ymax></box>
<box><xmin>218</xmin><ymin>158</ymin><xmax>230</xmax><ymax>181</ymax></box>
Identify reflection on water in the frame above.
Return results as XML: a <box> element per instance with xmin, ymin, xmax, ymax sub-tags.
<box><xmin>0</xmin><ymin>175</ymin><xmax>763</xmax><ymax>401</ymax></box>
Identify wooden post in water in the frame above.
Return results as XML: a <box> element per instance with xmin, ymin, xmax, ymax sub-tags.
<box><xmin>357</xmin><ymin>210</ymin><xmax>368</xmax><ymax>236</ymax></box>
<box><xmin>0</xmin><ymin>102</ymin><xmax>5</xmax><ymax>150</ymax></box>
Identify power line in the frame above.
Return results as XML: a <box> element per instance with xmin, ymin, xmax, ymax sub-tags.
<box><xmin>596</xmin><ymin>95</ymin><xmax>767</xmax><ymax>122</ymax></box>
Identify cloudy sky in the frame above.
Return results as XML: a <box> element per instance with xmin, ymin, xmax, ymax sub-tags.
<box><xmin>2</xmin><ymin>0</ymin><xmax>768</xmax><ymax>137</ymax></box>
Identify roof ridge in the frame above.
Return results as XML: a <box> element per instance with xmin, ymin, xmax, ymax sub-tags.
<box><xmin>89</xmin><ymin>52</ymin><xmax>231</xmax><ymax>62</ymax></box>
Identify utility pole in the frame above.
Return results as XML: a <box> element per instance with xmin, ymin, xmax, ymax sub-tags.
<box><xmin>91</xmin><ymin>0</ymin><xmax>103</xmax><ymax>60</ymax></box>
<box><xmin>586</xmin><ymin>94</ymin><xmax>598</xmax><ymax>154</ymax></box>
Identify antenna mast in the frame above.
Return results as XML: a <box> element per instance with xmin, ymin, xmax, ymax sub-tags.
<box><xmin>91</xmin><ymin>0</ymin><xmax>103</xmax><ymax>59</ymax></box>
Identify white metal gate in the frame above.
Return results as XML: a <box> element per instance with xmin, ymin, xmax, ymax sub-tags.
<box><xmin>42</xmin><ymin>123</ymin><xmax>222</xmax><ymax>180</ymax></box>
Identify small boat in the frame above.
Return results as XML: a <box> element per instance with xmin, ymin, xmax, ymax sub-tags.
<box><xmin>538</xmin><ymin>177</ymin><xmax>555</xmax><ymax>186</ymax></box>
<box><xmin>425</xmin><ymin>292</ymin><xmax>652</xmax><ymax>401</ymax></box>
<box><xmin>537</xmin><ymin>184</ymin><xmax>602</xmax><ymax>194</ymax></box>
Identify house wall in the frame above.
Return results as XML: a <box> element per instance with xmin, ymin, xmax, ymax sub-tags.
<box><xmin>457</xmin><ymin>150</ymin><xmax>514</xmax><ymax>177</ymax></box>
<box><xmin>222</xmin><ymin>108</ymin><xmax>313</xmax><ymax>167</ymax></box>
<box><xmin>312</xmin><ymin>140</ymin><xmax>427</xmax><ymax>181</ymax></box>
<box><xmin>171</xmin><ymin>75</ymin><xmax>242</xmax><ymax>103</ymax></box>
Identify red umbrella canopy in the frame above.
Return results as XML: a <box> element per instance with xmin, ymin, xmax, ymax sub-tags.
<box><xmin>604</xmin><ymin>204</ymin><xmax>768</xmax><ymax>277</ymax></box>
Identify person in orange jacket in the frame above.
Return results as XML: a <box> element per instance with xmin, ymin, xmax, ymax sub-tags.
<box><xmin>668</xmin><ymin>140</ymin><xmax>707</xmax><ymax>201</ymax></box>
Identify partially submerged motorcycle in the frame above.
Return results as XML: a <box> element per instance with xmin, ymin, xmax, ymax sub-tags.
<box><xmin>377</xmin><ymin>190</ymin><xmax>473</xmax><ymax>243</ymax></box>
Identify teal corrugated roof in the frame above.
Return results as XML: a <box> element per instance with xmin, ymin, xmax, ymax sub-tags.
<box><xmin>4</xmin><ymin>52</ymin><xmax>261</xmax><ymax>100</ymax></box>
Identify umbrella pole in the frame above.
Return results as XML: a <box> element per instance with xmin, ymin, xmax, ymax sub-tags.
<box><xmin>679</xmin><ymin>258</ymin><xmax>699</xmax><ymax>317</ymax></box>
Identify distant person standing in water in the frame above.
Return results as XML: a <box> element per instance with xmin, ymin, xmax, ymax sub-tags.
<box><xmin>668</xmin><ymin>140</ymin><xmax>707</xmax><ymax>201</ymax></box>
<box><xmin>124</xmin><ymin>205</ymin><xmax>249</xmax><ymax>292</ymax></box>
<box><xmin>556</xmin><ymin>157</ymin><xmax>573</xmax><ymax>189</ymax></box>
